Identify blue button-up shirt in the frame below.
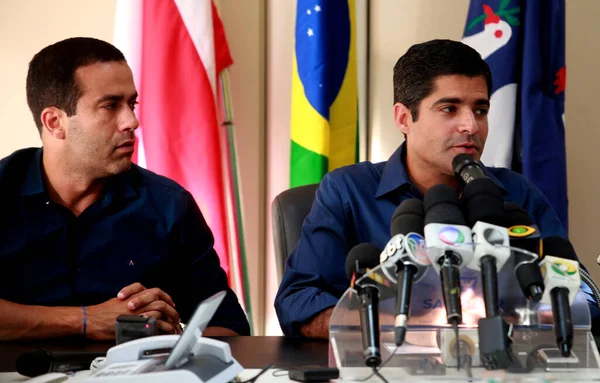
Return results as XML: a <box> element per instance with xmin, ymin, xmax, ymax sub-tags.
<box><xmin>0</xmin><ymin>148</ymin><xmax>250</xmax><ymax>335</ymax></box>
<box><xmin>275</xmin><ymin>144</ymin><xmax>598</xmax><ymax>336</ymax></box>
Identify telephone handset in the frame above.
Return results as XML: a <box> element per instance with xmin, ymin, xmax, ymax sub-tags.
<box><xmin>84</xmin><ymin>291</ymin><xmax>243</xmax><ymax>383</ymax></box>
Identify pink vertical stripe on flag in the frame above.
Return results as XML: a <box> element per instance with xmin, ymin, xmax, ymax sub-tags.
<box><xmin>136</xmin><ymin>0</ymin><xmax>232</xmax><ymax>278</ymax></box>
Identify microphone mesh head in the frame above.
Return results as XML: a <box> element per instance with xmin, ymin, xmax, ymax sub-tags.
<box><xmin>503</xmin><ymin>202</ymin><xmax>534</xmax><ymax>227</ymax></box>
<box><xmin>390</xmin><ymin>199</ymin><xmax>425</xmax><ymax>237</ymax></box>
<box><xmin>542</xmin><ymin>236</ymin><xmax>578</xmax><ymax>261</ymax></box>
<box><xmin>15</xmin><ymin>349</ymin><xmax>50</xmax><ymax>377</ymax></box>
<box><xmin>462</xmin><ymin>177</ymin><xmax>504</xmax><ymax>226</ymax></box>
<box><xmin>452</xmin><ymin>153</ymin><xmax>476</xmax><ymax>174</ymax></box>
<box><xmin>345</xmin><ymin>243</ymin><xmax>382</xmax><ymax>280</ymax></box>
<box><xmin>423</xmin><ymin>184</ymin><xmax>465</xmax><ymax>225</ymax></box>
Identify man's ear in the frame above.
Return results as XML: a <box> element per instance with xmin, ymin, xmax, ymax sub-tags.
<box><xmin>393</xmin><ymin>102</ymin><xmax>412</xmax><ymax>136</ymax></box>
<box><xmin>40</xmin><ymin>107</ymin><xmax>67</xmax><ymax>140</ymax></box>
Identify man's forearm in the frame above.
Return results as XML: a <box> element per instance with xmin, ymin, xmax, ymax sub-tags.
<box><xmin>203</xmin><ymin>326</ymin><xmax>239</xmax><ymax>337</ymax></box>
<box><xmin>0</xmin><ymin>299</ymin><xmax>83</xmax><ymax>340</ymax></box>
<box><xmin>300</xmin><ymin>307</ymin><xmax>334</xmax><ymax>339</ymax></box>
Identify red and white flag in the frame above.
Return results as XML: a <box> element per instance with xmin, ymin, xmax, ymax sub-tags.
<box><xmin>113</xmin><ymin>0</ymin><xmax>234</xmax><ymax>280</ymax></box>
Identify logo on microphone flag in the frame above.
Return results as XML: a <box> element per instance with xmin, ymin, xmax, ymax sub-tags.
<box><xmin>462</xmin><ymin>0</ymin><xmax>569</xmax><ymax>231</ymax></box>
<box><xmin>405</xmin><ymin>233</ymin><xmax>430</xmax><ymax>265</ymax></box>
<box><xmin>508</xmin><ymin>225</ymin><xmax>536</xmax><ymax>237</ymax></box>
<box><xmin>550</xmin><ymin>260</ymin><xmax>578</xmax><ymax>277</ymax></box>
<box><xmin>438</xmin><ymin>227</ymin><xmax>465</xmax><ymax>246</ymax></box>
<box><xmin>290</xmin><ymin>0</ymin><xmax>359</xmax><ymax>187</ymax></box>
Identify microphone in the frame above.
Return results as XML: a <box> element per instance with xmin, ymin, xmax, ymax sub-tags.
<box><xmin>16</xmin><ymin>349</ymin><xmax>105</xmax><ymax>377</ymax></box>
<box><xmin>346</xmin><ymin>243</ymin><xmax>383</xmax><ymax>368</ymax></box>
<box><xmin>503</xmin><ymin>202</ymin><xmax>545</xmax><ymax>302</ymax></box>
<box><xmin>453</xmin><ymin>153</ymin><xmax>488</xmax><ymax>184</ymax></box>
<box><xmin>423</xmin><ymin>184</ymin><xmax>473</xmax><ymax>353</ymax></box>
<box><xmin>454</xmin><ymin>154</ymin><xmax>514</xmax><ymax>369</ymax></box>
<box><xmin>540</xmin><ymin>236</ymin><xmax>581</xmax><ymax>357</ymax></box>
<box><xmin>457</xmin><ymin>158</ymin><xmax>507</xmax><ymax>317</ymax></box>
<box><xmin>380</xmin><ymin>199</ymin><xmax>427</xmax><ymax>346</ymax></box>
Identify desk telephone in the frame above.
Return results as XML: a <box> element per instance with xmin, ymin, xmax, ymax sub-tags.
<box><xmin>84</xmin><ymin>291</ymin><xmax>243</xmax><ymax>383</ymax></box>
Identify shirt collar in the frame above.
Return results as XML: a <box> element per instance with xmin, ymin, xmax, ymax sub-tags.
<box><xmin>19</xmin><ymin>148</ymin><xmax>138</xmax><ymax>201</ymax></box>
<box><xmin>375</xmin><ymin>143</ymin><xmax>413</xmax><ymax>198</ymax></box>
<box><xmin>375</xmin><ymin>143</ymin><xmax>508</xmax><ymax>198</ymax></box>
<box><xmin>20</xmin><ymin>148</ymin><xmax>46</xmax><ymax>197</ymax></box>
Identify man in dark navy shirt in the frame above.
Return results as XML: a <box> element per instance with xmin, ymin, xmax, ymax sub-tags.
<box><xmin>275</xmin><ymin>39</ymin><xmax>599</xmax><ymax>338</ymax></box>
<box><xmin>0</xmin><ymin>37</ymin><xmax>249</xmax><ymax>340</ymax></box>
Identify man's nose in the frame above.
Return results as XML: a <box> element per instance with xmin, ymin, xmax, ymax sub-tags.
<box><xmin>458</xmin><ymin>110</ymin><xmax>479</xmax><ymax>135</ymax></box>
<box><xmin>119</xmin><ymin>107</ymin><xmax>139</xmax><ymax>132</ymax></box>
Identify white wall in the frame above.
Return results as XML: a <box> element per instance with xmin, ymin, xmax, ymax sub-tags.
<box><xmin>264</xmin><ymin>0</ymin><xmax>296</xmax><ymax>335</ymax></box>
<box><xmin>0</xmin><ymin>0</ymin><xmax>117</xmax><ymax>156</ymax></box>
<box><xmin>217</xmin><ymin>0</ymin><xmax>266</xmax><ymax>335</ymax></box>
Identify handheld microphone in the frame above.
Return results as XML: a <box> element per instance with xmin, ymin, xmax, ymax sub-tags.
<box><xmin>453</xmin><ymin>153</ymin><xmax>488</xmax><ymax>184</ymax></box>
<box><xmin>457</xmin><ymin>160</ymin><xmax>507</xmax><ymax>317</ymax></box>
<box><xmin>503</xmin><ymin>202</ymin><xmax>545</xmax><ymax>302</ymax></box>
<box><xmin>16</xmin><ymin>349</ymin><xmax>106</xmax><ymax>377</ymax></box>
<box><xmin>454</xmin><ymin>154</ymin><xmax>514</xmax><ymax>369</ymax></box>
<box><xmin>540</xmin><ymin>236</ymin><xmax>581</xmax><ymax>357</ymax></box>
<box><xmin>346</xmin><ymin>243</ymin><xmax>384</xmax><ymax>368</ymax></box>
<box><xmin>381</xmin><ymin>199</ymin><xmax>427</xmax><ymax>346</ymax></box>
<box><xmin>423</xmin><ymin>185</ymin><xmax>472</xmax><ymax>341</ymax></box>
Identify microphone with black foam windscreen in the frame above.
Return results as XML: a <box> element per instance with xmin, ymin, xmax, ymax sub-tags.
<box><xmin>16</xmin><ymin>348</ymin><xmax>106</xmax><ymax>377</ymax></box>
<box><xmin>454</xmin><ymin>154</ymin><xmax>514</xmax><ymax>369</ymax></box>
<box><xmin>453</xmin><ymin>153</ymin><xmax>488</xmax><ymax>185</ymax></box>
<box><xmin>345</xmin><ymin>243</ymin><xmax>384</xmax><ymax>368</ymax></box>
<box><xmin>539</xmin><ymin>236</ymin><xmax>581</xmax><ymax>357</ymax></box>
<box><xmin>380</xmin><ymin>199</ymin><xmax>428</xmax><ymax>346</ymax></box>
<box><xmin>503</xmin><ymin>202</ymin><xmax>545</xmax><ymax>302</ymax></box>
<box><xmin>423</xmin><ymin>184</ymin><xmax>473</xmax><ymax>367</ymax></box>
<box><xmin>456</xmin><ymin>155</ymin><xmax>508</xmax><ymax>318</ymax></box>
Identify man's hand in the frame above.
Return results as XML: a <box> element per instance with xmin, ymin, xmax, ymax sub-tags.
<box><xmin>86</xmin><ymin>283</ymin><xmax>182</xmax><ymax>340</ymax></box>
<box><xmin>300</xmin><ymin>307</ymin><xmax>334</xmax><ymax>339</ymax></box>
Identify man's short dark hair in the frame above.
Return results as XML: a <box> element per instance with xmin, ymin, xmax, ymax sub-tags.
<box><xmin>393</xmin><ymin>39</ymin><xmax>492</xmax><ymax>122</ymax></box>
<box><xmin>26</xmin><ymin>37</ymin><xmax>126</xmax><ymax>133</ymax></box>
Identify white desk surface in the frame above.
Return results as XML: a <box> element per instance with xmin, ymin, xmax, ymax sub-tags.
<box><xmin>3</xmin><ymin>368</ymin><xmax>600</xmax><ymax>383</ymax></box>
<box><xmin>0</xmin><ymin>369</ymin><xmax>283</xmax><ymax>383</ymax></box>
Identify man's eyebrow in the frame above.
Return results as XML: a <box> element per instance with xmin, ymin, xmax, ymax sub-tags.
<box><xmin>96</xmin><ymin>92</ymin><xmax>138</xmax><ymax>103</ymax></box>
<box><xmin>97</xmin><ymin>94</ymin><xmax>124</xmax><ymax>103</ymax></box>
<box><xmin>431</xmin><ymin>97</ymin><xmax>463</xmax><ymax>107</ymax></box>
<box><xmin>430</xmin><ymin>97</ymin><xmax>490</xmax><ymax>108</ymax></box>
<box><xmin>474</xmin><ymin>98</ymin><xmax>490</xmax><ymax>107</ymax></box>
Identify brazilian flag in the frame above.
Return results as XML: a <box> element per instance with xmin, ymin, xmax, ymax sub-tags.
<box><xmin>290</xmin><ymin>0</ymin><xmax>359</xmax><ymax>187</ymax></box>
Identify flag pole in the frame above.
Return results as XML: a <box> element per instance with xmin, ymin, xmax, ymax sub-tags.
<box><xmin>218</xmin><ymin>69</ymin><xmax>254</xmax><ymax>332</ymax></box>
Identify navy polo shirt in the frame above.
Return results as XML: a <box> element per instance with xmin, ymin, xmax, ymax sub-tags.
<box><xmin>0</xmin><ymin>148</ymin><xmax>250</xmax><ymax>335</ymax></box>
<box><xmin>275</xmin><ymin>143</ymin><xmax>599</xmax><ymax>336</ymax></box>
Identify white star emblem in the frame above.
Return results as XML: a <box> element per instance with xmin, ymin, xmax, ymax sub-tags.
<box><xmin>307</xmin><ymin>28</ymin><xmax>314</xmax><ymax>37</ymax></box>
<box><xmin>307</xmin><ymin>9</ymin><xmax>311</xmax><ymax>15</ymax></box>
<box><xmin>314</xmin><ymin>5</ymin><xmax>321</xmax><ymax>12</ymax></box>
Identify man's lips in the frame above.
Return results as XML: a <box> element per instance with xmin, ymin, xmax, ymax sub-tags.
<box><xmin>454</xmin><ymin>143</ymin><xmax>479</xmax><ymax>151</ymax></box>
<box><xmin>116</xmin><ymin>141</ymin><xmax>135</xmax><ymax>148</ymax></box>
<box><xmin>116</xmin><ymin>141</ymin><xmax>135</xmax><ymax>152</ymax></box>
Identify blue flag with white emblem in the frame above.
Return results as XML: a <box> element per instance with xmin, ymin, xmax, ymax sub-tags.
<box><xmin>462</xmin><ymin>0</ymin><xmax>568</xmax><ymax>231</ymax></box>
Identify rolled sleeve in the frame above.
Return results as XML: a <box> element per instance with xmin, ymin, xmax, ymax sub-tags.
<box><xmin>274</xmin><ymin>173</ymin><xmax>356</xmax><ymax>336</ymax></box>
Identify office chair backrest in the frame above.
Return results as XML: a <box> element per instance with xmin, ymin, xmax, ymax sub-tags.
<box><xmin>271</xmin><ymin>183</ymin><xmax>319</xmax><ymax>281</ymax></box>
